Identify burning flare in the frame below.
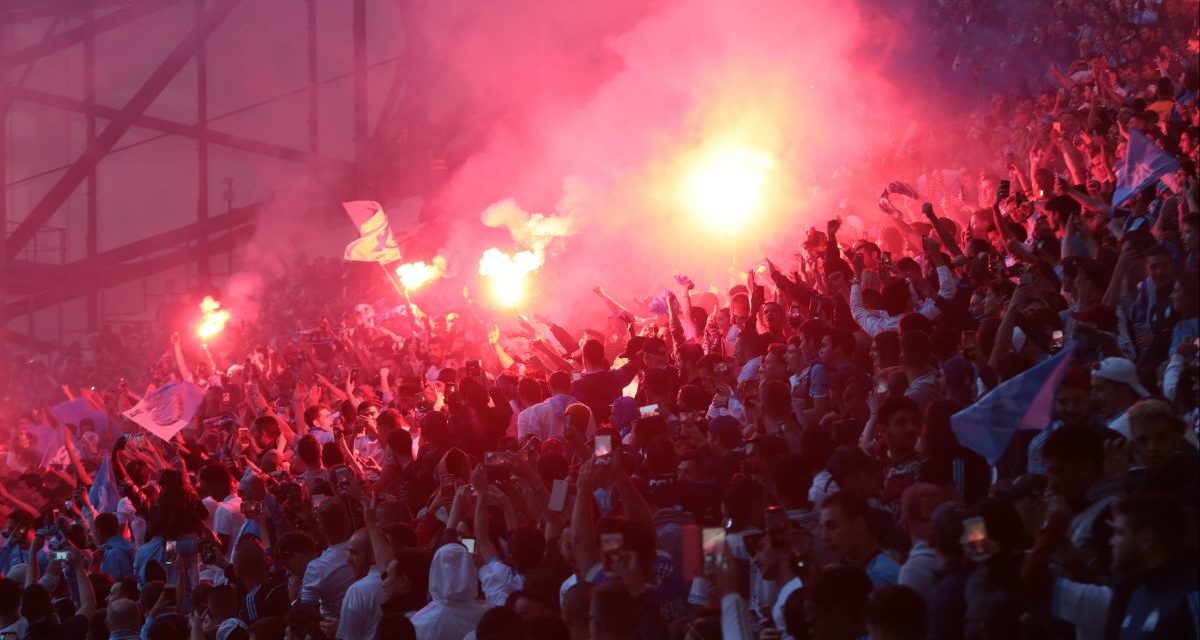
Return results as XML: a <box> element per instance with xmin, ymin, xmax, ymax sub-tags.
<box><xmin>396</xmin><ymin>256</ymin><xmax>447</xmax><ymax>291</ymax></box>
<box><xmin>197</xmin><ymin>296</ymin><xmax>230</xmax><ymax>341</ymax></box>
<box><xmin>682</xmin><ymin>142</ymin><xmax>776</xmax><ymax>230</ymax></box>
<box><xmin>478</xmin><ymin>248</ymin><xmax>542</xmax><ymax>307</ymax></box>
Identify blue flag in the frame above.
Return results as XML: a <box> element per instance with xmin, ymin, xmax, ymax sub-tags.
<box><xmin>89</xmin><ymin>456</ymin><xmax>120</xmax><ymax>514</ymax></box>
<box><xmin>952</xmin><ymin>344</ymin><xmax>1076</xmax><ymax>466</ymax></box>
<box><xmin>1113</xmin><ymin>129</ymin><xmax>1180</xmax><ymax>207</ymax></box>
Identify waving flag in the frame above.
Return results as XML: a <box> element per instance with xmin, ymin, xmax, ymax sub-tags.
<box><xmin>1113</xmin><ymin>129</ymin><xmax>1180</xmax><ymax>207</ymax></box>
<box><xmin>952</xmin><ymin>344</ymin><xmax>1076</xmax><ymax>465</ymax></box>
<box><xmin>50</xmin><ymin>398</ymin><xmax>110</xmax><ymax>437</ymax></box>
<box><xmin>342</xmin><ymin>201</ymin><xmax>403</xmax><ymax>263</ymax></box>
<box><xmin>89</xmin><ymin>456</ymin><xmax>120</xmax><ymax>514</ymax></box>
<box><xmin>122</xmin><ymin>381</ymin><xmax>204</xmax><ymax>442</ymax></box>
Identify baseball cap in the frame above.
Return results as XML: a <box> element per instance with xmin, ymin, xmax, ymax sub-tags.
<box><xmin>1092</xmin><ymin>357</ymin><xmax>1150</xmax><ymax>397</ymax></box>
<box><xmin>900</xmin><ymin>483</ymin><xmax>950</xmax><ymax>540</ymax></box>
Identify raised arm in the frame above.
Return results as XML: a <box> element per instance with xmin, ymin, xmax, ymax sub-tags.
<box><xmin>171</xmin><ymin>333</ymin><xmax>194</xmax><ymax>384</ymax></box>
<box><xmin>470</xmin><ymin>466</ymin><xmax>500</xmax><ymax>563</ymax></box>
<box><xmin>570</xmin><ymin>459</ymin><xmax>602</xmax><ymax>575</ymax></box>
<box><xmin>921</xmin><ymin>203</ymin><xmax>965</xmax><ymax>258</ymax></box>
<box><xmin>488</xmin><ymin>327</ymin><xmax>516</xmax><ymax>371</ymax></box>
<box><xmin>1063</xmin><ymin>184</ymin><xmax>1113</xmax><ymax>220</ymax></box>
<box><xmin>610</xmin><ymin>460</ymin><xmax>660</xmax><ymax>549</ymax></box>
<box><xmin>592</xmin><ymin>286</ymin><xmax>632</xmax><ymax>315</ymax></box>
<box><xmin>531</xmin><ymin>339</ymin><xmax>574</xmax><ymax>373</ymax></box>
<box><xmin>988</xmin><ymin>285</ymin><xmax>1029</xmax><ymax>370</ymax></box>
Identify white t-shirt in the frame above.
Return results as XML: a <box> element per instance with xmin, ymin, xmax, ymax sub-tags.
<box><xmin>212</xmin><ymin>494</ymin><xmax>246</xmax><ymax>540</ymax></box>
<box><xmin>771</xmin><ymin>576</ymin><xmax>804</xmax><ymax>639</ymax></box>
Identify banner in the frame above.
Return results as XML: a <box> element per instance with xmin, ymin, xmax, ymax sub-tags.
<box><xmin>122</xmin><ymin>381</ymin><xmax>205</xmax><ymax>442</ymax></box>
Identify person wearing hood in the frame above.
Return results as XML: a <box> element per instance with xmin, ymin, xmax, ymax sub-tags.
<box><xmin>408</xmin><ymin>541</ymin><xmax>488</xmax><ymax>639</ymax></box>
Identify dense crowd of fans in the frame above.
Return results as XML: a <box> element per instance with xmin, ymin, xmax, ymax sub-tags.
<box><xmin>2</xmin><ymin>0</ymin><xmax>1199</xmax><ymax>639</ymax></box>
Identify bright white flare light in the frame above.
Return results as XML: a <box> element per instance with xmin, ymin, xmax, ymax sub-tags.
<box><xmin>395</xmin><ymin>256</ymin><xmax>446</xmax><ymax>291</ymax></box>
<box><xmin>478</xmin><ymin>248</ymin><xmax>542</xmax><ymax>307</ymax></box>
<box><xmin>197</xmin><ymin>296</ymin><xmax>230</xmax><ymax>341</ymax></box>
<box><xmin>682</xmin><ymin>144</ymin><xmax>776</xmax><ymax>229</ymax></box>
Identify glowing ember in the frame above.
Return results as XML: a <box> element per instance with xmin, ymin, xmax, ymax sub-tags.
<box><xmin>478</xmin><ymin>248</ymin><xmax>542</xmax><ymax>307</ymax></box>
<box><xmin>197</xmin><ymin>296</ymin><xmax>231</xmax><ymax>341</ymax></box>
<box><xmin>682</xmin><ymin>143</ymin><xmax>776</xmax><ymax>230</ymax></box>
<box><xmin>396</xmin><ymin>256</ymin><xmax>446</xmax><ymax>291</ymax></box>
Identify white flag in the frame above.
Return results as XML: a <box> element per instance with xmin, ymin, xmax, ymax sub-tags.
<box><xmin>122</xmin><ymin>381</ymin><xmax>205</xmax><ymax>442</ymax></box>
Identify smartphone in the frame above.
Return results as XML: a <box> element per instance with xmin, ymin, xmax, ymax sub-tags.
<box><xmin>164</xmin><ymin>540</ymin><xmax>178</xmax><ymax>568</ymax></box>
<box><xmin>963</xmin><ymin>516</ymin><xmax>989</xmax><ymax>556</ymax></box>
<box><xmin>50</xmin><ymin>550</ymin><xmax>72</xmax><ymax>563</ymax></box>
<box><xmin>200</xmin><ymin>539</ymin><xmax>219</xmax><ymax>565</ymax></box>
<box><xmin>701</xmin><ymin>527</ymin><xmax>726</xmax><ymax>571</ymax></box>
<box><xmin>594</xmin><ymin>434</ymin><xmax>613</xmax><ymax>459</ymax></box>
<box><xmin>601</xmin><ymin>533</ymin><xmax>625</xmax><ymax>574</ymax></box>
<box><xmin>571</xmin><ymin>371</ymin><xmax>582</xmax><ymax>381</ymax></box>
<box><xmin>465</xmin><ymin>360</ymin><xmax>483</xmax><ymax>380</ymax></box>
<box><xmin>998</xmin><ymin>179</ymin><xmax>1011</xmax><ymax>201</ymax></box>
<box><xmin>548</xmin><ymin>478</ymin><xmax>569</xmax><ymax>513</ymax></box>
<box><xmin>462</xmin><ymin>537</ymin><xmax>476</xmax><ymax>554</ymax></box>
<box><xmin>1051</xmin><ymin>330</ymin><xmax>1065</xmax><ymax>352</ymax></box>
<box><xmin>880</xmin><ymin>251</ymin><xmax>892</xmax><ymax>267</ymax></box>
<box><xmin>331</xmin><ymin>465</ymin><xmax>354</xmax><ymax>488</ymax></box>
<box><xmin>875</xmin><ymin>379</ymin><xmax>889</xmax><ymax>395</ymax></box>
<box><xmin>485</xmin><ymin>452</ymin><xmax>512</xmax><ymax>483</ymax></box>
<box><xmin>638</xmin><ymin>404</ymin><xmax>659</xmax><ymax>419</ymax></box>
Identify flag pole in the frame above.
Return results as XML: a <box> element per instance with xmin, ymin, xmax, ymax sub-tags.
<box><xmin>379</xmin><ymin>262</ymin><xmax>408</xmax><ymax>300</ymax></box>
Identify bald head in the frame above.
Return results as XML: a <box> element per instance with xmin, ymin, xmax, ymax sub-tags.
<box><xmin>107</xmin><ymin>598</ymin><xmax>140</xmax><ymax>632</ymax></box>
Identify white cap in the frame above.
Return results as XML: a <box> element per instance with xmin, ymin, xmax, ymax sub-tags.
<box><xmin>1092</xmin><ymin>357</ymin><xmax>1150</xmax><ymax>398</ymax></box>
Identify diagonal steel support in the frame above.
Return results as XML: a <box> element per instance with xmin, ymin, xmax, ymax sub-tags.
<box><xmin>0</xmin><ymin>0</ymin><xmax>182</xmax><ymax>72</ymax></box>
<box><xmin>3</xmin><ymin>84</ymin><xmax>352</xmax><ymax>170</ymax></box>
<box><xmin>5</xmin><ymin>223</ymin><xmax>255</xmax><ymax>319</ymax></box>
<box><xmin>5</xmin><ymin>0</ymin><xmax>241</xmax><ymax>259</ymax></box>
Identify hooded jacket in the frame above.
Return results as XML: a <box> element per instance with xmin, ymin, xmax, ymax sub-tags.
<box><xmin>408</xmin><ymin>543</ymin><xmax>489</xmax><ymax>640</ymax></box>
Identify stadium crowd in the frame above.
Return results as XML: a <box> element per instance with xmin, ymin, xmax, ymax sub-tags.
<box><xmin>0</xmin><ymin>0</ymin><xmax>1199</xmax><ymax>639</ymax></box>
